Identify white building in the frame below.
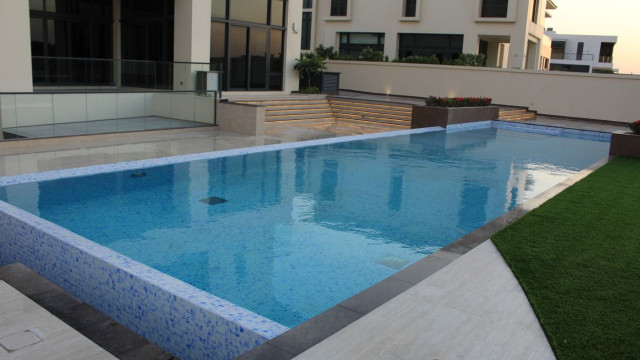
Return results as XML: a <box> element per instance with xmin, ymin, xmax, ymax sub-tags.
<box><xmin>545</xmin><ymin>29</ymin><xmax>617</xmax><ymax>73</ymax></box>
<box><xmin>302</xmin><ymin>0</ymin><xmax>557</xmax><ymax>70</ymax></box>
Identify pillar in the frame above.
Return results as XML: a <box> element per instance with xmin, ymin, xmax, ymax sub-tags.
<box><xmin>0</xmin><ymin>0</ymin><xmax>33</xmax><ymax>92</ymax></box>
<box><xmin>174</xmin><ymin>0</ymin><xmax>212</xmax><ymax>91</ymax></box>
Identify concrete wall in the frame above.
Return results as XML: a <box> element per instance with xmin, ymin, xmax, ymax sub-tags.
<box><xmin>0</xmin><ymin>93</ymin><xmax>216</xmax><ymax>128</ymax></box>
<box><xmin>311</xmin><ymin>0</ymin><xmax>550</xmax><ymax>70</ymax></box>
<box><xmin>0</xmin><ymin>0</ymin><xmax>33</xmax><ymax>92</ymax></box>
<box><xmin>326</xmin><ymin>60</ymin><xmax>639</xmax><ymax>122</ymax></box>
<box><xmin>217</xmin><ymin>102</ymin><xmax>265</xmax><ymax>136</ymax></box>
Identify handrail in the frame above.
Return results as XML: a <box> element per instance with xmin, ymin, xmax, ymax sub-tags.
<box><xmin>550</xmin><ymin>53</ymin><xmax>595</xmax><ymax>61</ymax></box>
<box><xmin>31</xmin><ymin>56</ymin><xmax>212</xmax><ymax>66</ymax></box>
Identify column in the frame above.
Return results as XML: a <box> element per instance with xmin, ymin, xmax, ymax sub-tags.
<box><xmin>284</xmin><ymin>0</ymin><xmax>303</xmax><ymax>93</ymax></box>
<box><xmin>174</xmin><ymin>0</ymin><xmax>212</xmax><ymax>90</ymax></box>
<box><xmin>0</xmin><ymin>0</ymin><xmax>33</xmax><ymax>92</ymax></box>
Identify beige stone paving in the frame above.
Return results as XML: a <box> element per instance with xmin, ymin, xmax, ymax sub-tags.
<box><xmin>0</xmin><ymin>281</ymin><xmax>116</xmax><ymax>360</ymax></box>
<box><xmin>294</xmin><ymin>241</ymin><xmax>556</xmax><ymax>360</ymax></box>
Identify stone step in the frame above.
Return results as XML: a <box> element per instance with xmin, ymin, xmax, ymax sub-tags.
<box><xmin>334</xmin><ymin>110</ymin><xmax>412</xmax><ymax>122</ymax></box>
<box><xmin>266</xmin><ymin>112</ymin><xmax>335</xmax><ymax>122</ymax></box>
<box><xmin>335</xmin><ymin>117</ymin><xmax>411</xmax><ymax>127</ymax></box>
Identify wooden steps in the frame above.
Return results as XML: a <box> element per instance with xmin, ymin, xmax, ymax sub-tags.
<box><xmin>498</xmin><ymin>107</ymin><xmax>536</xmax><ymax>121</ymax></box>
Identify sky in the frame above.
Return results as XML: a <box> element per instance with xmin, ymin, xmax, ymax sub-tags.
<box><xmin>546</xmin><ymin>0</ymin><xmax>640</xmax><ymax>74</ymax></box>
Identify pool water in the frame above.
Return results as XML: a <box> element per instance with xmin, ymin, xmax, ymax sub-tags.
<box><xmin>0</xmin><ymin>127</ymin><xmax>609</xmax><ymax>327</ymax></box>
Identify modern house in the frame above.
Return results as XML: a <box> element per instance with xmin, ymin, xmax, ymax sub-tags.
<box><xmin>302</xmin><ymin>0</ymin><xmax>557</xmax><ymax>70</ymax></box>
<box><xmin>545</xmin><ymin>29</ymin><xmax>617</xmax><ymax>73</ymax></box>
<box><xmin>0</xmin><ymin>0</ymin><xmax>302</xmax><ymax>93</ymax></box>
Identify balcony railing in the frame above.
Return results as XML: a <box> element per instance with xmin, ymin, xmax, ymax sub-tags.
<box><xmin>598</xmin><ymin>55</ymin><xmax>613</xmax><ymax>64</ymax></box>
<box><xmin>32</xmin><ymin>57</ymin><xmax>221</xmax><ymax>91</ymax></box>
<box><xmin>550</xmin><ymin>53</ymin><xmax>595</xmax><ymax>61</ymax></box>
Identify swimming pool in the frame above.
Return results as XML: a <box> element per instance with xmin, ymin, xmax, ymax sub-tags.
<box><xmin>0</xmin><ymin>121</ymin><xmax>610</xmax><ymax>359</ymax></box>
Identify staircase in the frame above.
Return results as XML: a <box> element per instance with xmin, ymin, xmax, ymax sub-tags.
<box><xmin>328</xmin><ymin>98</ymin><xmax>413</xmax><ymax>127</ymax></box>
<box><xmin>232</xmin><ymin>96</ymin><xmax>413</xmax><ymax>128</ymax></box>
<box><xmin>498</xmin><ymin>107</ymin><xmax>537</xmax><ymax>121</ymax></box>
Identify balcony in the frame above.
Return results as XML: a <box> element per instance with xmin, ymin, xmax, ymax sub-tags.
<box><xmin>550</xmin><ymin>53</ymin><xmax>595</xmax><ymax>61</ymax></box>
<box><xmin>599</xmin><ymin>55</ymin><xmax>613</xmax><ymax>63</ymax></box>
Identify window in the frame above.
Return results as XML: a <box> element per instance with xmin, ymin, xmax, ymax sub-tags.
<box><xmin>576</xmin><ymin>42</ymin><xmax>584</xmax><ymax>61</ymax></box>
<box><xmin>303</xmin><ymin>0</ymin><xmax>313</xmax><ymax>9</ymax></box>
<box><xmin>339</xmin><ymin>33</ymin><xmax>384</xmax><ymax>58</ymax></box>
<box><xmin>551</xmin><ymin>41</ymin><xmax>565</xmax><ymax>59</ymax></box>
<box><xmin>330</xmin><ymin>0</ymin><xmax>348</xmax><ymax>16</ymax></box>
<box><xmin>398</xmin><ymin>34</ymin><xmax>463</xmax><ymax>62</ymax></box>
<box><xmin>531</xmin><ymin>0</ymin><xmax>539</xmax><ymax>23</ymax></box>
<box><xmin>481</xmin><ymin>0</ymin><xmax>508</xmax><ymax>18</ymax></box>
<box><xmin>599</xmin><ymin>42</ymin><xmax>614</xmax><ymax>63</ymax></box>
<box><xmin>301</xmin><ymin>12</ymin><xmax>312</xmax><ymax>50</ymax></box>
<box><xmin>404</xmin><ymin>0</ymin><xmax>417</xmax><ymax>17</ymax></box>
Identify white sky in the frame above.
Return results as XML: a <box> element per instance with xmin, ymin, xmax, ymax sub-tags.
<box><xmin>546</xmin><ymin>0</ymin><xmax>640</xmax><ymax>74</ymax></box>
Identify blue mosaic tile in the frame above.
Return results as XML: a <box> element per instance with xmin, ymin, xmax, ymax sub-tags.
<box><xmin>491</xmin><ymin>120</ymin><xmax>612</xmax><ymax>142</ymax></box>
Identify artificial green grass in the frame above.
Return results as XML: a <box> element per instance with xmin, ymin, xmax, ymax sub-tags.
<box><xmin>492</xmin><ymin>157</ymin><xmax>640</xmax><ymax>360</ymax></box>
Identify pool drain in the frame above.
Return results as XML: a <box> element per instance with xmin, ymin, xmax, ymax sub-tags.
<box><xmin>130</xmin><ymin>172</ymin><xmax>147</xmax><ymax>178</ymax></box>
<box><xmin>199</xmin><ymin>196</ymin><xmax>228</xmax><ymax>205</ymax></box>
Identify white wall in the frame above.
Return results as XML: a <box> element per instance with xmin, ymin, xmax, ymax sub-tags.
<box><xmin>327</xmin><ymin>60</ymin><xmax>639</xmax><ymax>122</ymax></box>
<box><xmin>0</xmin><ymin>0</ymin><xmax>33</xmax><ymax>92</ymax></box>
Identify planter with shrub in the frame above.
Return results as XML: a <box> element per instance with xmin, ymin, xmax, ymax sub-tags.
<box><xmin>609</xmin><ymin>121</ymin><xmax>640</xmax><ymax>158</ymax></box>
<box><xmin>412</xmin><ymin>96</ymin><xmax>499</xmax><ymax>129</ymax></box>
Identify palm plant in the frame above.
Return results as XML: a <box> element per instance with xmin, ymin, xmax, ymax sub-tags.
<box><xmin>294</xmin><ymin>53</ymin><xmax>327</xmax><ymax>90</ymax></box>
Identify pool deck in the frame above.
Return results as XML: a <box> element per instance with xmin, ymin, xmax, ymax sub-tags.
<box><xmin>0</xmin><ymin>112</ymin><xmax>627</xmax><ymax>360</ymax></box>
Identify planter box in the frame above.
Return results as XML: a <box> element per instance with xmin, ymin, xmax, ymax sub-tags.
<box><xmin>300</xmin><ymin>72</ymin><xmax>341</xmax><ymax>94</ymax></box>
<box><xmin>609</xmin><ymin>131</ymin><xmax>640</xmax><ymax>158</ymax></box>
<box><xmin>411</xmin><ymin>105</ymin><xmax>500</xmax><ymax>129</ymax></box>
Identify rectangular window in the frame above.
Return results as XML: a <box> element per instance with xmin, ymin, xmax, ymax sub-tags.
<box><xmin>599</xmin><ymin>42</ymin><xmax>614</xmax><ymax>63</ymax></box>
<box><xmin>551</xmin><ymin>41</ymin><xmax>565</xmax><ymax>59</ymax></box>
<box><xmin>398</xmin><ymin>34</ymin><xmax>464</xmax><ymax>62</ymax></box>
<box><xmin>301</xmin><ymin>12</ymin><xmax>312</xmax><ymax>50</ymax></box>
<box><xmin>481</xmin><ymin>0</ymin><xmax>508</xmax><ymax>18</ymax></box>
<box><xmin>230</xmin><ymin>0</ymin><xmax>268</xmax><ymax>24</ymax></box>
<box><xmin>576</xmin><ymin>42</ymin><xmax>584</xmax><ymax>61</ymax></box>
<box><xmin>339</xmin><ymin>33</ymin><xmax>384</xmax><ymax>58</ymax></box>
<box><xmin>303</xmin><ymin>0</ymin><xmax>313</xmax><ymax>9</ymax></box>
<box><xmin>404</xmin><ymin>0</ymin><xmax>417</xmax><ymax>17</ymax></box>
<box><xmin>211</xmin><ymin>0</ymin><xmax>226</xmax><ymax>18</ymax></box>
<box><xmin>330</xmin><ymin>0</ymin><xmax>348</xmax><ymax>16</ymax></box>
<box><xmin>531</xmin><ymin>0</ymin><xmax>539</xmax><ymax>23</ymax></box>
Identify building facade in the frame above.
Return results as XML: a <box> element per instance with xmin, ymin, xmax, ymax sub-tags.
<box><xmin>302</xmin><ymin>0</ymin><xmax>556</xmax><ymax>70</ymax></box>
<box><xmin>545</xmin><ymin>29</ymin><xmax>617</xmax><ymax>73</ymax></box>
<box><xmin>0</xmin><ymin>0</ymin><xmax>302</xmax><ymax>93</ymax></box>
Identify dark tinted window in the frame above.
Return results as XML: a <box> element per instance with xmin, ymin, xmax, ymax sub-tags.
<box><xmin>481</xmin><ymin>0</ymin><xmax>508</xmax><ymax>18</ymax></box>
<box><xmin>231</xmin><ymin>0</ymin><xmax>268</xmax><ymax>24</ymax></box>
<box><xmin>398</xmin><ymin>34</ymin><xmax>464</xmax><ymax>62</ymax></box>
<box><xmin>339</xmin><ymin>33</ymin><xmax>385</xmax><ymax>58</ymax></box>
<box><xmin>301</xmin><ymin>12</ymin><xmax>312</xmax><ymax>50</ymax></box>
<box><xmin>271</xmin><ymin>0</ymin><xmax>284</xmax><ymax>26</ymax></box>
<box><xmin>404</xmin><ymin>0</ymin><xmax>416</xmax><ymax>17</ymax></box>
<box><xmin>303</xmin><ymin>0</ymin><xmax>313</xmax><ymax>9</ymax></box>
<box><xmin>331</xmin><ymin>0</ymin><xmax>348</xmax><ymax>16</ymax></box>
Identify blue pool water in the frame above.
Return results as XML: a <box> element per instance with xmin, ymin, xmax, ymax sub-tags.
<box><xmin>0</xmin><ymin>127</ymin><xmax>608</xmax><ymax>327</ymax></box>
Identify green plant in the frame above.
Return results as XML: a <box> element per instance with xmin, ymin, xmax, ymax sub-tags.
<box><xmin>314</xmin><ymin>44</ymin><xmax>338</xmax><ymax>60</ymax></box>
<box><xmin>359</xmin><ymin>47</ymin><xmax>386</xmax><ymax>62</ymax></box>
<box><xmin>630</xmin><ymin>120</ymin><xmax>640</xmax><ymax>135</ymax></box>
<box><xmin>335</xmin><ymin>53</ymin><xmax>353</xmax><ymax>60</ymax></box>
<box><xmin>299</xmin><ymin>86</ymin><xmax>320</xmax><ymax>94</ymax></box>
<box><xmin>452</xmin><ymin>53</ymin><xmax>486</xmax><ymax>67</ymax></box>
<box><xmin>425</xmin><ymin>96</ymin><xmax>492</xmax><ymax>107</ymax></box>
<box><xmin>294</xmin><ymin>53</ymin><xmax>327</xmax><ymax>90</ymax></box>
<box><xmin>392</xmin><ymin>55</ymin><xmax>440</xmax><ymax>64</ymax></box>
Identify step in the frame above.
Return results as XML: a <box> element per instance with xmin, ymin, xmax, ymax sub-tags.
<box><xmin>266</xmin><ymin>113</ymin><xmax>335</xmax><ymax>122</ymax></box>
<box><xmin>329</xmin><ymin>99</ymin><xmax>413</xmax><ymax>112</ymax></box>
<box><xmin>335</xmin><ymin>114</ymin><xmax>411</xmax><ymax>126</ymax></box>
<box><xmin>330</xmin><ymin>104</ymin><xmax>413</xmax><ymax>117</ymax></box>
<box><xmin>266</xmin><ymin>107</ymin><xmax>333</xmax><ymax>117</ymax></box>
<box><xmin>334</xmin><ymin>110</ymin><xmax>412</xmax><ymax>122</ymax></box>
<box><xmin>266</xmin><ymin>117</ymin><xmax>336</xmax><ymax>125</ymax></box>
<box><xmin>335</xmin><ymin>117</ymin><xmax>411</xmax><ymax>128</ymax></box>
<box><xmin>236</xmin><ymin>100</ymin><xmax>328</xmax><ymax>106</ymax></box>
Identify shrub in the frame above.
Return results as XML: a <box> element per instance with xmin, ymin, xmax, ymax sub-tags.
<box><xmin>629</xmin><ymin>120</ymin><xmax>640</xmax><ymax>135</ymax></box>
<box><xmin>299</xmin><ymin>86</ymin><xmax>320</xmax><ymax>94</ymax></box>
<box><xmin>425</xmin><ymin>96</ymin><xmax>492</xmax><ymax>107</ymax></box>
<box><xmin>359</xmin><ymin>47</ymin><xmax>387</xmax><ymax>62</ymax></box>
<box><xmin>392</xmin><ymin>55</ymin><xmax>440</xmax><ymax>64</ymax></box>
<box><xmin>451</xmin><ymin>53</ymin><xmax>487</xmax><ymax>67</ymax></box>
<box><xmin>314</xmin><ymin>44</ymin><xmax>338</xmax><ymax>60</ymax></box>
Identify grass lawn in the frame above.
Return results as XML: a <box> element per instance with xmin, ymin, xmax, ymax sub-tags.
<box><xmin>492</xmin><ymin>156</ymin><xmax>640</xmax><ymax>360</ymax></box>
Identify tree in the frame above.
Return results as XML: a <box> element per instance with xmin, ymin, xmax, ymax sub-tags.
<box><xmin>294</xmin><ymin>53</ymin><xmax>327</xmax><ymax>90</ymax></box>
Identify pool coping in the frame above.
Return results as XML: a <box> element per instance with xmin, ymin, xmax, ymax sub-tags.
<box><xmin>235</xmin><ymin>154</ymin><xmax>613</xmax><ymax>358</ymax></box>
<box><xmin>0</xmin><ymin>121</ymin><xmax>611</xmax><ymax>360</ymax></box>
